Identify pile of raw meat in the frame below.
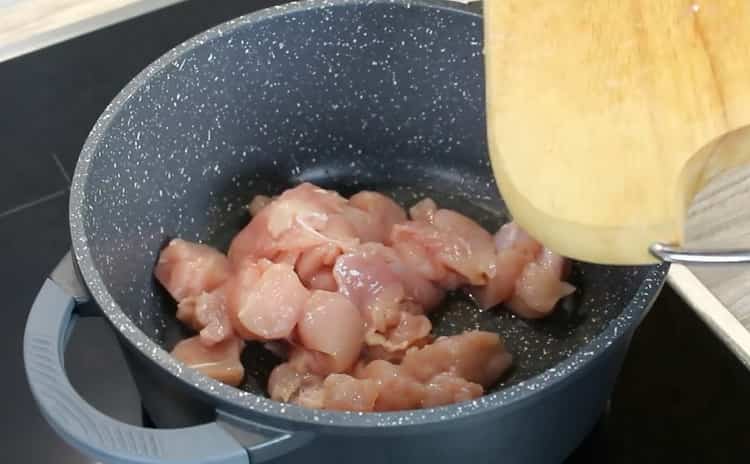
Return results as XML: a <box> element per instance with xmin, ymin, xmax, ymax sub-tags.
<box><xmin>155</xmin><ymin>183</ymin><xmax>575</xmax><ymax>412</ymax></box>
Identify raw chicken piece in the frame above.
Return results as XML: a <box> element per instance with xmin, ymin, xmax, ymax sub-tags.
<box><xmin>469</xmin><ymin>222</ymin><xmax>542</xmax><ymax>310</ymax></box>
<box><xmin>431</xmin><ymin>209</ymin><xmax>497</xmax><ymax>285</ymax></box>
<box><xmin>409</xmin><ymin>198</ymin><xmax>437</xmax><ymax>223</ymax></box>
<box><xmin>355</xmin><ymin>360</ymin><xmax>424</xmax><ymax>411</ymax></box>
<box><xmin>155</xmin><ymin>239</ymin><xmax>231</xmax><ymax>301</ymax></box>
<box><xmin>297</xmin><ymin>291</ymin><xmax>365</xmax><ymax>373</ymax></box>
<box><xmin>307</xmin><ymin>269</ymin><xmax>338</xmax><ymax>291</ymax></box>
<box><xmin>265</xmin><ymin>183</ymin><xmax>348</xmax><ymax>236</ymax></box>
<box><xmin>364</xmin><ymin>312</ymin><xmax>432</xmax><ymax>358</ymax></box>
<box><xmin>508</xmin><ymin>248</ymin><xmax>576</xmax><ymax>319</ymax></box>
<box><xmin>420</xmin><ymin>373</ymin><xmax>484</xmax><ymax>408</ymax></box>
<box><xmin>361</xmin><ymin>345</ymin><xmax>410</xmax><ymax>364</ymax></box>
<box><xmin>469</xmin><ymin>249</ymin><xmax>529</xmax><ymax>310</ymax></box>
<box><xmin>227</xmin><ymin>205</ymin><xmax>278</xmax><ymax>264</ymax></box>
<box><xmin>176</xmin><ymin>285</ymin><xmax>233</xmax><ymax>346</ymax></box>
<box><xmin>268</xmin><ymin>363</ymin><xmax>321</xmax><ymax>401</ymax></box>
<box><xmin>228</xmin><ymin>183</ymin><xmax>355</xmax><ymax>265</ymax></box>
<box><xmin>225</xmin><ymin>262</ymin><xmax>263</xmax><ymax>339</ymax></box>
<box><xmin>295</xmin><ymin>243</ymin><xmax>339</xmax><ymax>288</ymax></box>
<box><xmin>275</xmin><ymin>250</ymin><xmax>301</xmax><ymax>266</ymax></box>
<box><xmin>227</xmin><ymin>262</ymin><xmax>309</xmax><ymax>340</ymax></box>
<box><xmin>287</xmin><ymin>345</ymin><xmax>342</xmax><ymax>378</ymax></box>
<box><xmin>263</xmin><ymin>340</ymin><xmax>289</xmax><ymax>359</ymax></box>
<box><xmin>295</xmin><ymin>376</ymin><xmax>326</xmax><ymax>409</ymax></box>
<box><xmin>321</xmin><ymin>374</ymin><xmax>380</xmax><ymax>412</ymax></box>
<box><xmin>274</xmin><ymin>351</ymin><xmax>381</xmax><ymax>412</ymax></box>
<box><xmin>335</xmin><ymin>243</ymin><xmax>445</xmax><ymax>328</ymax></box>
<box><xmin>355</xmin><ymin>357</ymin><xmax>484</xmax><ymax>410</ymax></box>
<box><xmin>401</xmin><ymin>331</ymin><xmax>513</xmax><ymax>388</ymax></box>
<box><xmin>382</xmin><ymin>312</ymin><xmax>432</xmax><ymax>348</ymax></box>
<box><xmin>493</xmin><ymin>221</ymin><xmax>542</xmax><ymax>259</ymax></box>
<box><xmin>345</xmin><ymin>191</ymin><xmax>407</xmax><ymax>243</ymax></box>
<box><xmin>268</xmin><ymin>362</ymin><xmax>326</xmax><ymax>408</ymax></box>
<box><xmin>391</xmin><ymin>239</ymin><xmax>446</xmax><ymax>282</ymax></box>
<box><xmin>268</xmin><ymin>363</ymin><xmax>304</xmax><ymax>402</ymax></box>
<box><xmin>390</xmin><ymin>209</ymin><xmax>496</xmax><ymax>287</ymax></box>
<box><xmin>333</xmin><ymin>245</ymin><xmax>405</xmax><ymax>333</ymax></box>
<box><xmin>385</xmin><ymin>249</ymin><xmax>446</xmax><ymax>311</ymax></box>
<box><xmin>248</xmin><ymin>195</ymin><xmax>273</xmax><ymax>216</ymax></box>
<box><xmin>170</xmin><ymin>336</ymin><xmax>245</xmax><ymax>386</ymax></box>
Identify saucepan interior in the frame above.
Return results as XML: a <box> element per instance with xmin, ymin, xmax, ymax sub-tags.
<box><xmin>72</xmin><ymin>0</ymin><xmax>660</xmax><ymax>401</ymax></box>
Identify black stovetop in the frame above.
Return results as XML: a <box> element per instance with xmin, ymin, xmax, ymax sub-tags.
<box><xmin>2</xmin><ymin>1</ymin><xmax>750</xmax><ymax>462</ymax></box>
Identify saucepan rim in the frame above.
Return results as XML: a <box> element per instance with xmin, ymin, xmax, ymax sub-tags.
<box><xmin>69</xmin><ymin>0</ymin><xmax>668</xmax><ymax>430</ymax></box>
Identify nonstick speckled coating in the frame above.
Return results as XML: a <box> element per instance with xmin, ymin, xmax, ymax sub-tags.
<box><xmin>69</xmin><ymin>0</ymin><xmax>667</xmax><ymax>429</ymax></box>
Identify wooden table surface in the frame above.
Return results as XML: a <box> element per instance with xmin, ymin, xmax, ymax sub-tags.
<box><xmin>3</xmin><ymin>0</ymin><xmax>750</xmax><ymax>369</ymax></box>
<box><xmin>671</xmin><ymin>165</ymin><xmax>750</xmax><ymax>368</ymax></box>
<box><xmin>0</xmin><ymin>0</ymin><xmax>186</xmax><ymax>63</ymax></box>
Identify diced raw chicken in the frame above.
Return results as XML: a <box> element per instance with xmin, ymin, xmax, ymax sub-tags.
<box><xmin>268</xmin><ymin>362</ymin><xmax>325</xmax><ymax>408</ymax></box>
<box><xmin>363</xmin><ymin>312</ymin><xmax>432</xmax><ymax>356</ymax></box>
<box><xmin>354</xmin><ymin>358</ymin><xmax>484</xmax><ymax>411</ymax></box>
<box><xmin>391</xmin><ymin>238</ymin><xmax>448</xmax><ymax>284</ymax></box>
<box><xmin>296</xmin><ymin>380</ymin><xmax>326</xmax><ymax>409</ymax></box>
<box><xmin>155</xmin><ymin>239</ymin><xmax>231</xmax><ymax>301</ymax></box>
<box><xmin>321</xmin><ymin>374</ymin><xmax>380</xmax><ymax>412</ymax></box>
<box><xmin>469</xmin><ymin>222</ymin><xmax>547</xmax><ymax>310</ymax></box>
<box><xmin>275</xmin><ymin>250</ymin><xmax>301</xmax><ymax>266</ymax></box>
<box><xmin>401</xmin><ymin>331</ymin><xmax>513</xmax><ymax>388</ymax></box>
<box><xmin>333</xmin><ymin>245</ymin><xmax>405</xmax><ymax>333</ymax></box>
<box><xmin>295</xmin><ymin>243</ymin><xmax>339</xmax><ymax>289</ymax></box>
<box><xmin>287</xmin><ymin>345</ymin><xmax>341</xmax><ymax>378</ymax></box>
<box><xmin>268</xmin><ymin>363</ymin><xmax>304</xmax><ymax>402</ymax></box>
<box><xmin>248</xmin><ymin>195</ymin><xmax>273</xmax><ymax>216</ymax></box>
<box><xmin>420</xmin><ymin>373</ymin><xmax>484</xmax><ymax>408</ymax></box>
<box><xmin>469</xmin><ymin>249</ymin><xmax>529</xmax><ymax>310</ymax></box>
<box><xmin>176</xmin><ymin>285</ymin><xmax>233</xmax><ymax>346</ymax></box>
<box><xmin>170</xmin><ymin>336</ymin><xmax>245</xmax><ymax>386</ymax></box>
<box><xmin>158</xmin><ymin>185</ymin><xmax>584</xmax><ymax>413</ymax></box>
<box><xmin>382</xmin><ymin>312</ymin><xmax>432</xmax><ymax>348</ymax></box>
<box><xmin>272</xmin><ymin>354</ymin><xmax>381</xmax><ymax>412</ymax></box>
<box><xmin>307</xmin><ymin>269</ymin><xmax>338</xmax><ymax>291</ymax></box>
<box><xmin>390</xmin><ymin>209</ymin><xmax>496</xmax><ymax>287</ymax></box>
<box><xmin>361</xmin><ymin>344</ymin><xmax>410</xmax><ymax>364</ymax></box>
<box><xmin>431</xmin><ymin>209</ymin><xmax>497</xmax><ymax>285</ymax></box>
<box><xmin>334</xmin><ymin>243</ymin><xmax>444</xmax><ymax>329</ymax></box>
<box><xmin>263</xmin><ymin>340</ymin><xmax>289</xmax><ymax>359</ymax></box>
<box><xmin>297</xmin><ymin>291</ymin><xmax>365</xmax><ymax>373</ymax></box>
<box><xmin>355</xmin><ymin>360</ymin><xmax>424</xmax><ymax>411</ymax></box>
<box><xmin>227</xmin><ymin>262</ymin><xmax>309</xmax><ymax>340</ymax></box>
<box><xmin>345</xmin><ymin>191</ymin><xmax>407</xmax><ymax>243</ymax></box>
<box><xmin>265</xmin><ymin>183</ymin><xmax>349</xmax><ymax>237</ymax></box>
<box><xmin>385</xmin><ymin>249</ymin><xmax>446</xmax><ymax>311</ymax></box>
<box><xmin>225</xmin><ymin>262</ymin><xmax>263</xmax><ymax>339</ymax></box>
<box><xmin>409</xmin><ymin>198</ymin><xmax>437</xmax><ymax>223</ymax></box>
<box><xmin>493</xmin><ymin>221</ymin><xmax>542</xmax><ymax>259</ymax></box>
<box><xmin>508</xmin><ymin>248</ymin><xmax>576</xmax><ymax>319</ymax></box>
<box><xmin>228</xmin><ymin>183</ymin><xmax>355</xmax><ymax>265</ymax></box>
<box><xmin>227</xmin><ymin>205</ymin><xmax>278</xmax><ymax>264</ymax></box>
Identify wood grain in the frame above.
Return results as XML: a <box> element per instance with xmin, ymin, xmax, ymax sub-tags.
<box><xmin>483</xmin><ymin>0</ymin><xmax>750</xmax><ymax>265</ymax></box>
<box><xmin>685</xmin><ymin>165</ymin><xmax>750</xmax><ymax>327</ymax></box>
<box><xmin>671</xmin><ymin>163</ymin><xmax>750</xmax><ymax>365</ymax></box>
<box><xmin>0</xmin><ymin>0</ymin><xmax>185</xmax><ymax>63</ymax></box>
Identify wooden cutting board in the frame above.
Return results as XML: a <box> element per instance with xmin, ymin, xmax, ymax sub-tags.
<box><xmin>484</xmin><ymin>0</ymin><xmax>750</xmax><ymax>265</ymax></box>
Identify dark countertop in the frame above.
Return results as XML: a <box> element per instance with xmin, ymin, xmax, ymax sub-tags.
<box><xmin>1</xmin><ymin>1</ymin><xmax>749</xmax><ymax>462</ymax></box>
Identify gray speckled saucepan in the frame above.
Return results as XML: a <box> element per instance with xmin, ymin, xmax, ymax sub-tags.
<box><xmin>23</xmin><ymin>0</ymin><xmax>668</xmax><ymax>463</ymax></box>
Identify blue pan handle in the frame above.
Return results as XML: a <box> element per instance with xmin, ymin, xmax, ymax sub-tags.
<box><xmin>24</xmin><ymin>276</ymin><xmax>309</xmax><ymax>464</ymax></box>
<box><xmin>24</xmin><ymin>278</ymin><xmax>249</xmax><ymax>464</ymax></box>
